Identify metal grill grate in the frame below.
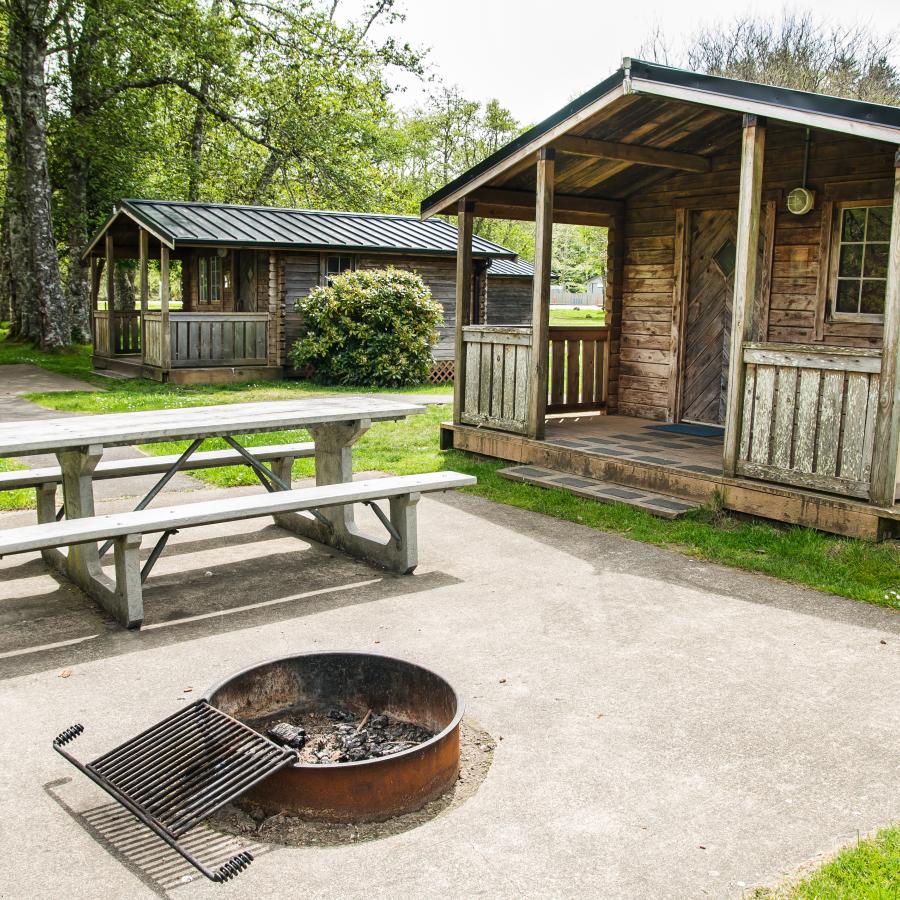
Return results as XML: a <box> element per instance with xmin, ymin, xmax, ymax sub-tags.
<box><xmin>53</xmin><ymin>700</ymin><xmax>298</xmax><ymax>882</ymax></box>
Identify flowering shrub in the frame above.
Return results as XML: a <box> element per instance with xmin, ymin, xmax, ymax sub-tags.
<box><xmin>289</xmin><ymin>267</ymin><xmax>442</xmax><ymax>387</ymax></box>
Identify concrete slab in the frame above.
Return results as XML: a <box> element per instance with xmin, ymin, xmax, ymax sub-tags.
<box><xmin>0</xmin><ymin>485</ymin><xmax>897</xmax><ymax>899</ymax></box>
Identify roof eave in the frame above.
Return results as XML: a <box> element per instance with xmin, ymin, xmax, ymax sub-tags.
<box><xmin>168</xmin><ymin>239</ymin><xmax>516</xmax><ymax>258</ymax></box>
<box><xmin>80</xmin><ymin>203</ymin><xmax>176</xmax><ymax>261</ymax></box>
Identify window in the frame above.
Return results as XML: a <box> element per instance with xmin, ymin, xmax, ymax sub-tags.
<box><xmin>198</xmin><ymin>254</ymin><xmax>224</xmax><ymax>304</ymax></box>
<box><xmin>830</xmin><ymin>203</ymin><xmax>892</xmax><ymax>320</ymax></box>
<box><xmin>324</xmin><ymin>255</ymin><xmax>353</xmax><ymax>285</ymax></box>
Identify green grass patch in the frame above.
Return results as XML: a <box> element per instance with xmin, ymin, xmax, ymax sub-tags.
<box><xmin>753</xmin><ymin>824</ymin><xmax>900</xmax><ymax>898</ymax></box>
<box><xmin>549</xmin><ymin>307</ymin><xmax>606</xmax><ymax>326</ymax></box>
<box><xmin>0</xmin><ymin>457</ymin><xmax>33</xmax><ymax>512</ymax></box>
<box><xmin>3</xmin><ymin>329</ymin><xmax>898</xmax><ymax>607</ymax></box>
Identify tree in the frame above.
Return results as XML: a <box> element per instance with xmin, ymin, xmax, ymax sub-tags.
<box><xmin>641</xmin><ymin>13</ymin><xmax>900</xmax><ymax>103</ymax></box>
<box><xmin>551</xmin><ymin>225</ymin><xmax>607</xmax><ymax>293</ymax></box>
<box><xmin>1</xmin><ymin>0</ymin><xmax>70</xmax><ymax>348</ymax></box>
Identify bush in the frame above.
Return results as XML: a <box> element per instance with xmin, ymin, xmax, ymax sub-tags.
<box><xmin>289</xmin><ymin>267</ymin><xmax>443</xmax><ymax>387</ymax></box>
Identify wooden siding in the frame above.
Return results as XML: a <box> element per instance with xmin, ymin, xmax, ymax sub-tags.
<box><xmin>485</xmin><ymin>276</ymin><xmax>532</xmax><ymax>324</ymax></box>
<box><xmin>617</xmin><ymin>124</ymin><xmax>894</xmax><ymax>421</ymax></box>
<box><xmin>282</xmin><ymin>252</ymin><xmax>320</xmax><ymax>361</ymax></box>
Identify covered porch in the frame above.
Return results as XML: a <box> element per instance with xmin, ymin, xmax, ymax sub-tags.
<box><xmin>84</xmin><ymin>206</ymin><xmax>281</xmax><ymax>384</ymax></box>
<box><xmin>428</xmin><ymin>60</ymin><xmax>900</xmax><ymax>539</ymax></box>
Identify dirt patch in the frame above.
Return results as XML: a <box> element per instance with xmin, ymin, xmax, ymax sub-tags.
<box><xmin>209</xmin><ymin>717</ymin><xmax>495</xmax><ymax>846</ymax></box>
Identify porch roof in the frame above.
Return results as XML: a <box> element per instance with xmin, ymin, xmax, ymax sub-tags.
<box><xmin>420</xmin><ymin>58</ymin><xmax>900</xmax><ymax>221</ymax></box>
<box><xmin>82</xmin><ymin>199</ymin><xmax>519</xmax><ymax>261</ymax></box>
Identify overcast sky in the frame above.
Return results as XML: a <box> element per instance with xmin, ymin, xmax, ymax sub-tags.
<box><xmin>361</xmin><ymin>1</ymin><xmax>900</xmax><ymax>123</ymax></box>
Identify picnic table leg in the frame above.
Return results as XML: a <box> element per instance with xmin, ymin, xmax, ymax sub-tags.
<box><xmin>273</xmin><ymin>418</ymin><xmax>421</xmax><ymax>574</ymax></box>
<box><xmin>36</xmin><ymin>481</ymin><xmax>67</xmax><ymax>573</ymax></box>
<box><xmin>57</xmin><ymin>444</ymin><xmax>143</xmax><ymax>628</ymax></box>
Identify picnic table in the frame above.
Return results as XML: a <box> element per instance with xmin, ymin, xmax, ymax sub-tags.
<box><xmin>0</xmin><ymin>397</ymin><xmax>429</xmax><ymax>623</ymax></box>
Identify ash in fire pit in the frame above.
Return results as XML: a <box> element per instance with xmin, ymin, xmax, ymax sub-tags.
<box><xmin>260</xmin><ymin>708</ymin><xmax>435</xmax><ymax>764</ymax></box>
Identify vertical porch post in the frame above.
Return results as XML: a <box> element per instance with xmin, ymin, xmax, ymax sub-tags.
<box><xmin>104</xmin><ymin>232</ymin><xmax>115</xmax><ymax>356</ymax></box>
<box><xmin>159</xmin><ymin>245</ymin><xmax>171</xmax><ymax>371</ymax></box>
<box><xmin>869</xmin><ymin>149</ymin><xmax>900</xmax><ymax>507</ymax></box>
<box><xmin>138</xmin><ymin>228</ymin><xmax>149</xmax><ymax>364</ymax></box>
<box><xmin>723</xmin><ymin>115</ymin><xmax>766</xmax><ymax>477</ymax></box>
<box><xmin>526</xmin><ymin>147</ymin><xmax>555</xmax><ymax>440</ymax></box>
<box><xmin>453</xmin><ymin>198</ymin><xmax>475</xmax><ymax>425</ymax></box>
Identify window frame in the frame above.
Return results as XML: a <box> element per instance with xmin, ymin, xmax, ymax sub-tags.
<box><xmin>197</xmin><ymin>252</ymin><xmax>225</xmax><ymax>306</ymax></box>
<box><xmin>322</xmin><ymin>253</ymin><xmax>355</xmax><ymax>286</ymax></box>
<box><xmin>827</xmin><ymin>198</ymin><xmax>892</xmax><ymax>325</ymax></box>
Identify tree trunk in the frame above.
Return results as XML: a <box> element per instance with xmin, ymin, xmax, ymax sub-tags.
<box><xmin>0</xmin><ymin>202</ymin><xmax>12</xmax><ymax>323</ymax></box>
<box><xmin>114</xmin><ymin>262</ymin><xmax>137</xmax><ymax>310</ymax></box>
<box><xmin>2</xmin><ymin>2</ymin><xmax>70</xmax><ymax>349</ymax></box>
<box><xmin>65</xmin><ymin>155</ymin><xmax>92</xmax><ymax>341</ymax></box>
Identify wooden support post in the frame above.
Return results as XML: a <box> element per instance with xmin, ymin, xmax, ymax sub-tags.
<box><xmin>159</xmin><ymin>245</ymin><xmax>171</xmax><ymax>370</ymax></box>
<box><xmin>138</xmin><ymin>229</ymin><xmax>149</xmax><ymax>364</ymax></box>
<box><xmin>723</xmin><ymin>115</ymin><xmax>766</xmax><ymax>478</ymax></box>
<box><xmin>453</xmin><ymin>199</ymin><xmax>475</xmax><ymax>425</ymax></box>
<box><xmin>869</xmin><ymin>149</ymin><xmax>900</xmax><ymax>507</ymax></box>
<box><xmin>526</xmin><ymin>148</ymin><xmax>555</xmax><ymax>440</ymax></box>
<box><xmin>104</xmin><ymin>233</ymin><xmax>115</xmax><ymax>355</ymax></box>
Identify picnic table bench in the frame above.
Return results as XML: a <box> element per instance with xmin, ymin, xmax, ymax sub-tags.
<box><xmin>0</xmin><ymin>397</ymin><xmax>473</xmax><ymax>628</ymax></box>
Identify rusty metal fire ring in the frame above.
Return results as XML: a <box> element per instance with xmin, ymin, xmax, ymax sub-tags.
<box><xmin>203</xmin><ymin>651</ymin><xmax>464</xmax><ymax>823</ymax></box>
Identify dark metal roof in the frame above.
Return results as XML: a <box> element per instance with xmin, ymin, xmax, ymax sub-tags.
<box><xmin>421</xmin><ymin>58</ymin><xmax>900</xmax><ymax>217</ymax></box>
<box><xmin>91</xmin><ymin>199</ymin><xmax>517</xmax><ymax>258</ymax></box>
<box><xmin>487</xmin><ymin>258</ymin><xmax>535</xmax><ymax>278</ymax></box>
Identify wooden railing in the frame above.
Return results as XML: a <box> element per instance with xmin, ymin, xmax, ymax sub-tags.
<box><xmin>170</xmin><ymin>312</ymin><xmax>269</xmax><ymax>367</ymax></box>
<box><xmin>92</xmin><ymin>309</ymin><xmax>141</xmax><ymax>354</ymax></box>
<box><xmin>460</xmin><ymin>324</ymin><xmax>611</xmax><ymax>434</ymax></box>
<box><xmin>460</xmin><ymin>326</ymin><xmax>532</xmax><ymax>433</ymax></box>
<box><xmin>736</xmin><ymin>343</ymin><xmax>882</xmax><ymax>499</ymax></box>
<box><xmin>547</xmin><ymin>326</ymin><xmax>610</xmax><ymax>413</ymax></box>
<box><xmin>143</xmin><ymin>313</ymin><xmax>164</xmax><ymax>367</ymax></box>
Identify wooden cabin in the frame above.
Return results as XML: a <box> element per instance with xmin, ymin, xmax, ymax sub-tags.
<box><xmin>424</xmin><ymin>59</ymin><xmax>900</xmax><ymax>540</ymax></box>
<box><xmin>83</xmin><ymin>201</ymin><xmax>534</xmax><ymax>384</ymax></box>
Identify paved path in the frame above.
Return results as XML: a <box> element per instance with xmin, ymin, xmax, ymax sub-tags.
<box><xmin>0</xmin><ymin>364</ymin><xmax>202</xmax><ymax>501</ymax></box>
<box><xmin>0</xmin><ymin>481</ymin><xmax>897</xmax><ymax>898</ymax></box>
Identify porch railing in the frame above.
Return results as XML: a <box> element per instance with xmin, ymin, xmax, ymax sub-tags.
<box><xmin>547</xmin><ymin>326</ymin><xmax>610</xmax><ymax>414</ymax></box>
<box><xmin>170</xmin><ymin>312</ymin><xmax>269</xmax><ymax>368</ymax></box>
<box><xmin>736</xmin><ymin>343</ymin><xmax>882</xmax><ymax>499</ymax></box>
<box><xmin>460</xmin><ymin>324</ymin><xmax>610</xmax><ymax>434</ymax></box>
<box><xmin>92</xmin><ymin>309</ymin><xmax>142</xmax><ymax>355</ymax></box>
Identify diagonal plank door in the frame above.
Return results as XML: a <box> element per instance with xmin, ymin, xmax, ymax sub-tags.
<box><xmin>681</xmin><ymin>209</ymin><xmax>737</xmax><ymax>425</ymax></box>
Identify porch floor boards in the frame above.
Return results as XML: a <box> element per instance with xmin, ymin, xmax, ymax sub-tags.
<box><xmin>544</xmin><ymin>414</ymin><xmax>724</xmax><ymax>476</ymax></box>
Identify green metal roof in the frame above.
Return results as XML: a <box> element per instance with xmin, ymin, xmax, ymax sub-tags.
<box><xmin>487</xmin><ymin>258</ymin><xmax>535</xmax><ymax>278</ymax></box>
<box><xmin>87</xmin><ymin>199</ymin><xmax>517</xmax><ymax>259</ymax></box>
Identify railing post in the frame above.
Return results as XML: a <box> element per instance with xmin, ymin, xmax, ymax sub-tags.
<box><xmin>723</xmin><ymin>115</ymin><xmax>766</xmax><ymax>478</ymax></box>
<box><xmin>869</xmin><ymin>149</ymin><xmax>900</xmax><ymax>507</ymax></box>
<box><xmin>526</xmin><ymin>148</ymin><xmax>555</xmax><ymax>440</ymax></box>
<box><xmin>139</xmin><ymin>229</ymin><xmax>149</xmax><ymax>363</ymax></box>
<box><xmin>453</xmin><ymin>198</ymin><xmax>475</xmax><ymax>426</ymax></box>
<box><xmin>159</xmin><ymin>245</ymin><xmax>171</xmax><ymax>370</ymax></box>
<box><xmin>104</xmin><ymin>233</ymin><xmax>115</xmax><ymax>356</ymax></box>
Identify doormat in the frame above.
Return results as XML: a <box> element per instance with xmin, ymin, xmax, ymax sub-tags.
<box><xmin>649</xmin><ymin>423</ymin><xmax>724</xmax><ymax>438</ymax></box>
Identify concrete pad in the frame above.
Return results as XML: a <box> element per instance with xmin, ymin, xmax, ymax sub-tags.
<box><xmin>0</xmin><ymin>363</ymin><xmax>99</xmax><ymax>396</ymax></box>
<box><xmin>0</xmin><ymin>486</ymin><xmax>897</xmax><ymax>899</ymax></box>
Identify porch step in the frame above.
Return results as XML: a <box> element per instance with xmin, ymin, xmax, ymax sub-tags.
<box><xmin>498</xmin><ymin>465</ymin><xmax>701</xmax><ymax>519</ymax></box>
<box><xmin>91</xmin><ymin>368</ymin><xmax>135</xmax><ymax>381</ymax></box>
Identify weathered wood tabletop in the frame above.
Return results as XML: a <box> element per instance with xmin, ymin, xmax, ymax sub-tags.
<box><xmin>0</xmin><ymin>397</ymin><xmax>424</xmax><ymax>456</ymax></box>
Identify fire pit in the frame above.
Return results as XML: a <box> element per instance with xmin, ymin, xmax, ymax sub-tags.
<box><xmin>203</xmin><ymin>652</ymin><xmax>463</xmax><ymax>822</ymax></box>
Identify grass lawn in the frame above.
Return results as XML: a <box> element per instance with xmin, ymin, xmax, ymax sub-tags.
<box><xmin>753</xmin><ymin>824</ymin><xmax>899</xmax><ymax>898</ymax></box>
<box><xmin>549</xmin><ymin>307</ymin><xmax>605</xmax><ymax>326</ymax></box>
<box><xmin>1</xmin><ymin>330</ymin><xmax>898</xmax><ymax>609</ymax></box>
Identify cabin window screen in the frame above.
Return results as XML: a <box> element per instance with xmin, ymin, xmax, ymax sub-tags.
<box><xmin>198</xmin><ymin>254</ymin><xmax>224</xmax><ymax>304</ymax></box>
<box><xmin>324</xmin><ymin>255</ymin><xmax>354</xmax><ymax>286</ymax></box>
<box><xmin>830</xmin><ymin>202</ymin><xmax>892</xmax><ymax>321</ymax></box>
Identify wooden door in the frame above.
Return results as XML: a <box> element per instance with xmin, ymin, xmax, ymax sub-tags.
<box><xmin>681</xmin><ymin>209</ymin><xmax>737</xmax><ymax>425</ymax></box>
<box><xmin>237</xmin><ymin>251</ymin><xmax>258</xmax><ymax>311</ymax></box>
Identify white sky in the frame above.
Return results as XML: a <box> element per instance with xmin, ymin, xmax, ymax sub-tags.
<box><xmin>362</xmin><ymin>0</ymin><xmax>900</xmax><ymax>123</ymax></box>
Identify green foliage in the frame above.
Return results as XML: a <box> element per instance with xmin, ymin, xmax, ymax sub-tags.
<box><xmin>551</xmin><ymin>224</ymin><xmax>608</xmax><ymax>292</ymax></box>
<box><xmin>289</xmin><ymin>267</ymin><xmax>442</xmax><ymax>387</ymax></box>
